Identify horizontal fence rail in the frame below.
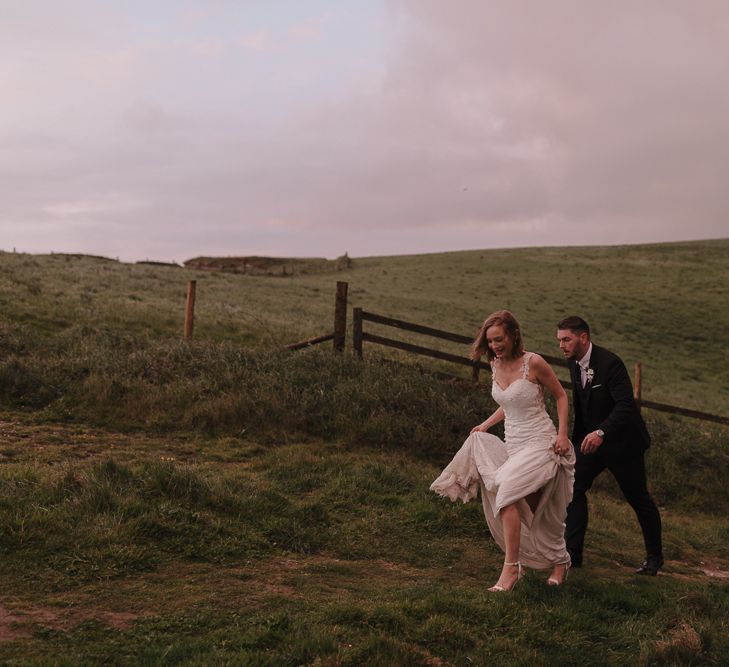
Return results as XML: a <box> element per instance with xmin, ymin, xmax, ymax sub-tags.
<box><xmin>362</xmin><ymin>332</ymin><xmax>489</xmax><ymax>369</ymax></box>
<box><xmin>359</xmin><ymin>311</ymin><xmax>475</xmax><ymax>345</ymax></box>
<box><xmin>638</xmin><ymin>400</ymin><xmax>729</xmax><ymax>426</ymax></box>
<box><xmin>353</xmin><ymin>306</ymin><xmax>729</xmax><ymax>426</ymax></box>
<box><xmin>285</xmin><ymin>332</ymin><xmax>335</xmax><ymax>351</ymax></box>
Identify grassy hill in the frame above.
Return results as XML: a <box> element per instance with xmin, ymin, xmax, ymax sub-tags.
<box><xmin>0</xmin><ymin>240</ymin><xmax>728</xmax><ymax>664</ymax></box>
<box><xmin>1</xmin><ymin>239</ymin><xmax>727</xmax><ymax>412</ymax></box>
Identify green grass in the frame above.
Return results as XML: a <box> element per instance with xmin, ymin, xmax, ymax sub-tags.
<box><xmin>1</xmin><ymin>337</ymin><xmax>727</xmax><ymax>514</ymax></box>
<box><xmin>0</xmin><ymin>240</ymin><xmax>727</xmax><ymax>664</ymax></box>
<box><xmin>1</xmin><ymin>239</ymin><xmax>728</xmax><ymax>413</ymax></box>
<box><xmin>0</xmin><ymin>429</ymin><xmax>727</xmax><ymax>665</ymax></box>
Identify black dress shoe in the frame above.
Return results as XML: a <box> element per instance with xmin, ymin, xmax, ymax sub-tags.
<box><xmin>635</xmin><ymin>555</ymin><xmax>664</xmax><ymax>576</ymax></box>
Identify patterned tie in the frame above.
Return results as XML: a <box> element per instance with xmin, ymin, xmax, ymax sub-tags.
<box><xmin>580</xmin><ymin>362</ymin><xmax>589</xmax><ymax>388</ymax></box>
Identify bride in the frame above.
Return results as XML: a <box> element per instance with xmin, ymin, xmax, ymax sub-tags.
<box><xmin>430</xmin><ymin>310</ymin><xmax>575</xmax><ymax>591</ymax></box>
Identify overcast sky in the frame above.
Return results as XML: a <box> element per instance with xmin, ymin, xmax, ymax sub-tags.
<box><xmin>2</xmin><ymin>1</ymin><xmax>728</xmax><ymax>262</ymax></box>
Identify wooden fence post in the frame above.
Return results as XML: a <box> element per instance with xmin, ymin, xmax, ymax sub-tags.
<box><xmin>333</xmin><ymin>281</ymin><xmax>348</xmax><ymax>352</ymax></box>
<box><xmin>183</xmin><ymin>280</ymin><xmax>196</xmax><ymax>340</ymax></box>
<box><xmin>353</xmin><ymin>307</ymin><xmax>363</xmax><ymax>358</ymax></box>
<box><xmin>471</xmin><ymin>357</ymin><xmax>481</xmax><ymax>383</ymax></box>
<box><xmin>634</xmin><ymin>362</ymin><xmax>642</xmax><ymax>410</ymax></box>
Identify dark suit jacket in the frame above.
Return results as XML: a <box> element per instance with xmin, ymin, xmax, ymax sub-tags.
<box><xmin>569</xmin><ymin>344</ymin><xmax>650</xmax><ymax>461</ymax></box>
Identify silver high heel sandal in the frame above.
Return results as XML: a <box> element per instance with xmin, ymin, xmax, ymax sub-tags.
<box><xmin>547</xmin><ymin>563</ymin><xmax>570</xmax><ymax>587</ymax></box>
<box><xmin>488</xmin><ymin>561</ymin><xmax>523</xmax><ymax>592</ymax></box>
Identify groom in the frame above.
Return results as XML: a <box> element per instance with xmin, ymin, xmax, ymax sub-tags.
<box><xmin>557</xmin><ymin>316</ymin><xmax>663</xmax><ymax>575</ymax></box>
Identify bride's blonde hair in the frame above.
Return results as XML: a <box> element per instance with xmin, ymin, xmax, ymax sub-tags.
<box><xmin>471</xmin><ymin>310</ymin><xmax>524</xmax><ymax>361</ymax></box>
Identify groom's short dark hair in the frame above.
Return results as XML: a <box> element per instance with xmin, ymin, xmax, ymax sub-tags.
<box><xmin>558</xmin><ymin>316</ymin><xmax>590</xmax><ymax>337</ymax></box>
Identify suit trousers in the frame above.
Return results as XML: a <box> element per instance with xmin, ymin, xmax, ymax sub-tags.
<box><xmin>565</xmin><ymin>450</ymin><xmax>663</xmax><ymax>563</ymax></box>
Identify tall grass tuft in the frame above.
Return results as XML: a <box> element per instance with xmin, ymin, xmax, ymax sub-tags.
<box><xmin>0</xmin><ymin>333</ymin><xmax>493</xmax><ymax>460</ymax></box>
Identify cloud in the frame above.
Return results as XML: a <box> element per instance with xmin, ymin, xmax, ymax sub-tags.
<box><xmin>287</xmin><ymin>12</ymin><xmax>331</xmax><ymax>41</ymax></box>
<box><xmin>370</xmin><ymin>0</ymin><xmax>729</xmax><ymax>244</ymax></box>
<box><xmin>1</xmin><ymin>1</ymin><xmax>727</xmax><ymax>262</ymax></box>
<box><xmin>42</xmin><ymin>194</ymin><xmax>145</xmax><ymax>218</ymax></box>
<box><xmin>239</xmin><ymin>31</ymin><xmax>271</xmax><ymax>51</ymax></box>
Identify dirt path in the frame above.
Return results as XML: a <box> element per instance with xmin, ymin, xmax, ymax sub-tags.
<box><xmin>0</xmin><ymin>413</ymin><xmax>201</xmax><ymax>465</ymax></box>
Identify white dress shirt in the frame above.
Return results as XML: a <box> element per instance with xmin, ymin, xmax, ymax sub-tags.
<box><xmin>578</xmin><ymin>343</ymin><xmax>593</xmax><ymax>388</ymax></box>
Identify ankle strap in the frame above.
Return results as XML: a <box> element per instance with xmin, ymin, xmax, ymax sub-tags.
<box><xmin>504</xmin><ymin>561</ymin><xmax>521</xmax><ymax>566</ymax></box>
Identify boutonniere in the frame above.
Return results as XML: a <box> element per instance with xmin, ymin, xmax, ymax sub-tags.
<box><xmin>586</xmin><ymin>368</ymin><xmax>594</xmax><ymax>384</ymax></box>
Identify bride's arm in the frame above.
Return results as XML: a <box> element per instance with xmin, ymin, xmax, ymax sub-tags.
<box><xmin>471</xmin><ymin>406</ymin><xmax>505</xmax><ymax>433</ymax></box>
<box><xmin>531</xmin><ymin>354</ymin><xmax>571</xmax><ymax>453</ymax></box>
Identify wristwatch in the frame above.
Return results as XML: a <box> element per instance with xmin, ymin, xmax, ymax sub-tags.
<box><xmin>596</xmin><ymin>429</ymin><xmax>605</xmax><ymax>439</ymax></box>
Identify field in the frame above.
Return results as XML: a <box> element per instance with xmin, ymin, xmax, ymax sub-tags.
<box><xmin>3</xmin><ymin>240</ymin><xmax>727</xmax><ymax>412</ymax></box>
<box><xmin>0</xmin><ymin>240</ymin><xmax>728</xmax><ymax>665</ymax></box>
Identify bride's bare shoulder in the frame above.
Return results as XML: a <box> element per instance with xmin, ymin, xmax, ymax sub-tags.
<box><xmin>524</xmin><ymin>351</ymin><xmax>550</xmax><ymax>370</ymax></box>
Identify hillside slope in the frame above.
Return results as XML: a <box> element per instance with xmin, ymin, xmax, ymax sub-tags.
<box><xmin>1</xmin><ymin>239</ymin><xmax>726</xmax><ymax>413</ymax></box>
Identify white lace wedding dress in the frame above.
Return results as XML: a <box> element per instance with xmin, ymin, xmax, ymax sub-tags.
<box><xmin>430</xmin><ymin>352</ymin><xmax>575</xmax><ymax>569</ymax></box>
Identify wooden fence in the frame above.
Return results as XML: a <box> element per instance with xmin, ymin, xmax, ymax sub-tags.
<box><xmin>353</xmin><ymin>308</ymin><xmax>488</xmax><ymax>382</ymax></box>
<box><xmin>351</xmin><ymin>305</ymin><xmax>729</xmax><ymax>427</ymax></box>
<box><xmin>183</xmin><ymin>279</ymin><xmax>729</xmax><ymax>426</ymax></box>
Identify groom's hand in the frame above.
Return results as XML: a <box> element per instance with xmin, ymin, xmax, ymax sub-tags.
<box><xmin>580</xmin><ymin>431</ymin><xmax>604</xmax><ymax>454</ymax></box>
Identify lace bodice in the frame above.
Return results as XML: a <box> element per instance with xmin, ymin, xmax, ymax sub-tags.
<box><xmin>491</xmin><ymin>353</ymin><xmax>556</xmax><ymax>450</ymax></box>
